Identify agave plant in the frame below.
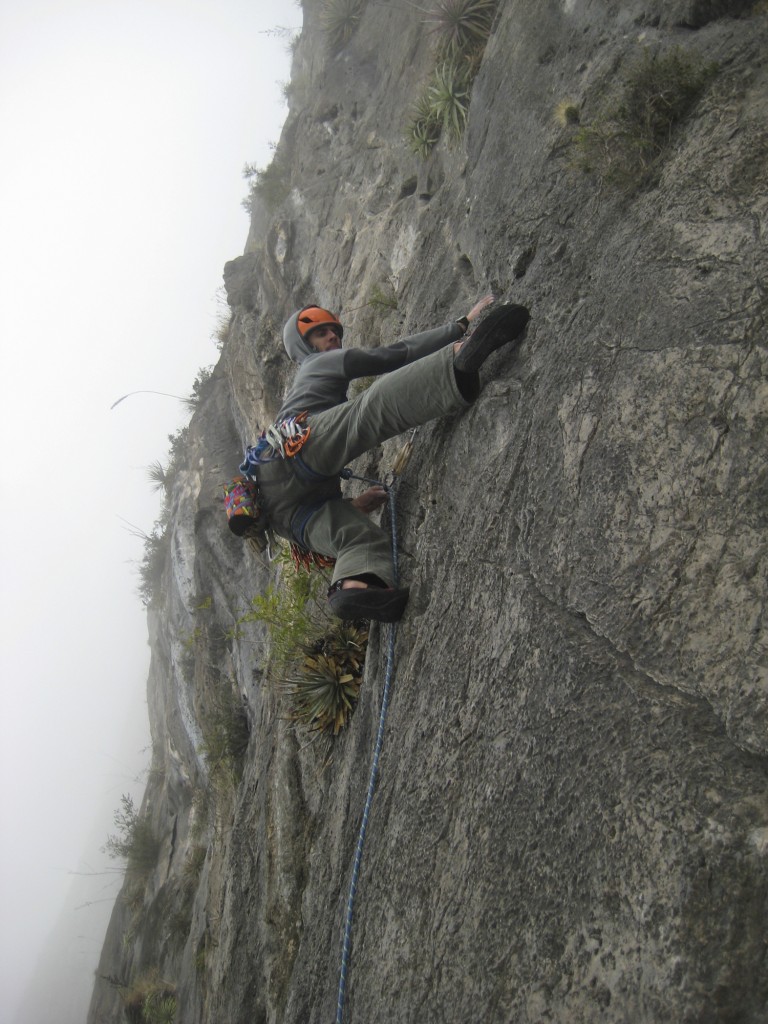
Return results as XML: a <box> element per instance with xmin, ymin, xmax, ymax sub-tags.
<box><xmin>146</xmin><ymin>459</ymin><xmax>167</xmax><ymax>493</ymax></box>
<box><xmin>426</xmin><ymin>0</ymin><xmax>496</xmax><ymax>58</ymax></box>
<box><xmin>281</xmin><ymin>623</ymin><xmax>369</xmax><ymax>735</ymax></box>
<box><xmin>406</xmin><ymin>91</ymin><xmax>443</xmax><ymax>158</ymax></box>
<box><xmin>427</xmin><ymin>59</ymin><xmax>472</xmax><ymax>140</ymax></box>
<box><xmin>144</xmin><ymin>993</ymin><xmax>177</xmax><ymax>1024</ymax></box>
<box><xmin>321</xmin><ymin>0</ymin><xmax>366</xmax><ymax>53</ymax></box>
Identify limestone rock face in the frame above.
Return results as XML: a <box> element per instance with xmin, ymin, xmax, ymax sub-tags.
<box><xmin>88</xmin><ymin>1</ymin><xmax>767</xmax><ymax>1022</ymax></box>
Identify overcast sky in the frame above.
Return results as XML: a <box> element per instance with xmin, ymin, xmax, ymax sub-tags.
<box><xmin>0</xmin><ymin>1</ymin><xmax>294</xmax><ymax>1018</ymax></box>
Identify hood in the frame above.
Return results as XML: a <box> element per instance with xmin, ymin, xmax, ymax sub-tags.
<box><xmin>283</xmin><ymin>310</ymin><xmax>316</xmax><ymax>364</ymax></box>
<box><xmin>283</xmin><ymin>308</ymin><xmax>343</xmax><ymax>364</ymax></box>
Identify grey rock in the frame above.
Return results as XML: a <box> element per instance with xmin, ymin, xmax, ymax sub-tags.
<box><xmin>89</xmin><ymin>1</ymin><xmax>768</xmax><ymax>1022</ymax></box>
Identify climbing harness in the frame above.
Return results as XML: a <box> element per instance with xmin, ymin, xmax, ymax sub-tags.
<box><xmin>230</xmin><ymin>427</ymin><xmax>414</xmax><ymax>579</ymax></box>
<box><xmin>231</xmin><ymin>413</ymin><xmax>314</xmax><ymax>561</ymax></box>
<box><xmin>335</xmin><ymin>480</ymin><xmax>399</xmax><ymax>1024</ymax></box>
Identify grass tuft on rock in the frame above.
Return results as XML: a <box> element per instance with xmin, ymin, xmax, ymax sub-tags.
<box><xmin>120</xmin><ymin>971</ymin><xmax>176</xmax><ymax>1024</ymax></box>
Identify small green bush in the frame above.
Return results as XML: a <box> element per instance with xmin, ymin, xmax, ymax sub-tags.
<box><xmin>167</xmin><ymin>904</ymin><xmax>193</xmax><ymax>946</ymax></box>
<box><xmin>213</xmin><ymin>310</ymin><xmax>232</xmax><ymax>349</ymax></box>
<box><xmin>235</xmin><ymin>546</ymin><xmax>329</xmax><ymax>674</ymax></box>
<box><xmin>199</xmin><ymin>685</ymin><xmax>250</xmax><ymax>780</ymax></box>
<box><xmin>189</xmin><ymin>365</ymin><xmax>214</xmax><ymax>408</ymax></box>
<box><xmin>104</xmin><ymin>795</ymin><xmax>160</xmax><ymax>879</ymax></box>
<box><xmin>574</xmin><ymin>47</ymin><xmax>717</xmax><ymax>189</ymax></box>
<box><xmin>242</xmin><ymin>158</ymin><xmax>290</xmax><ymax>213</ymax></box>
<box><xmin>145</xmin><ymin>994</ymin><xmax>177</xmax><ymax>1024</ymax></box>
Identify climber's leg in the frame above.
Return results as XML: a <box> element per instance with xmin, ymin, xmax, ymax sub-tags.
<box><xmin>295</xmin><ymin>499</ymin><xmax>395</xmax><ymax>587</ymax></box>
<box><xmin>301</xmin><ymin>345</ymin><xmax>473</xmax><ymax>477</ymax></box>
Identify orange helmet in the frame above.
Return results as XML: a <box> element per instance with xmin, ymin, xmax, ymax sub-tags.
<box><xmin>295</xmin><ymin>305</ymin><xmax>344</xmax><ymax>341</ymax></box>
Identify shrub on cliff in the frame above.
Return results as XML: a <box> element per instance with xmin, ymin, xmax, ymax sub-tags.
<box><xmin>119</xmin><ymin>971</ymin><xmax>176</xmax><ymax>1024</ymax></box>
<box><xmin>135</xmin><ymin>527</ymin><xmax>168</xmax><ymax>606</ymax></box>
<box><xmin>242</xmin><ymin>157</ymin><xmax>290</xmax><ymax>213</ymax></box>
<box><xmin>199</xmin><ymin>684</ymin><xmax>250</xmax><ymax>782</ymax></box>
<box><xmin>232</xmin><ymin>545</ymin><xmax>329</xmax><ymax>675</ymax></box>
<box><xmin>103</xmin><ymin>794</ymin><xmax>160</xmax><ymax>879</ymax></box>
<box><xmin>574</xmin><ymin>47</ymin><xmax>718</xmax><ymax>189</ymax></box>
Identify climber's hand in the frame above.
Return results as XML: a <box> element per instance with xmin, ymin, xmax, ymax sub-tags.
<box><xmin>350</xmin><ymin>486</ymin><xmax>388</xmax><ymax>515</ymax></box>
<box><xmin>467</xmin><ymin>294</ymin><xmax>495</xmax><ymax>322</ymax></box>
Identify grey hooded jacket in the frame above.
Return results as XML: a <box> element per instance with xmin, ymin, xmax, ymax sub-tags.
<box><xmin>276</xmin><ymin>310</ymin><xmax>466</xmax><ymax>421</ymax></box>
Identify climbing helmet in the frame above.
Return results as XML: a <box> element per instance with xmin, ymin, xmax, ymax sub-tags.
<box><xmin>296</xmin><ymin>305</ymin><xmax>344</xmax><ymax>341</ymax></box>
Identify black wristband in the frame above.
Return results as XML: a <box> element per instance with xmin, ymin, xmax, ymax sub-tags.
<box><xmin>456</xmin><ymin>316</ymin><xmax>469</xmax><ymax>333</ymax></box>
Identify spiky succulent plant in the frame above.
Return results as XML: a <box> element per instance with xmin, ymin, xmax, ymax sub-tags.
<box><xmin>427</xmin><ymin>59</ymin><xmax>472</xmax><ymax>140</ymax></box>
<box><xmin>406</xmin><ymin>91</ymin><xmax>443</xmax><ymax>158</ymax></box>
<box><xmin>427</xmin><ymin>0</ymin><xmax>496</xmax><ymax>58</ymax></box>
<box><xmin>321</xmin><ymin>0</ymin><xmax>366</xmax><ymax>54</ymax></box>
<box><xmin>281</xmin><ymin>623</ymin><xmax>369</xmax><ymax>735</ymax></box>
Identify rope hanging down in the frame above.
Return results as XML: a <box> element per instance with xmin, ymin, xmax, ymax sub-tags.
<box><xmin>335</xmin><ymin>480</ymin><xmax>400</xmax><ymax>1024</ymax></box>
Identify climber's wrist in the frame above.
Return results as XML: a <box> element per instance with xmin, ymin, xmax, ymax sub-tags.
<box><xmin>456</xmin><ymin>316</ymin><xmax>470</xmax><ymax>334</ymax></box>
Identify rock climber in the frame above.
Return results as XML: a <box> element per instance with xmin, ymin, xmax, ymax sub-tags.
<box><xmin>253</xmin><ymin>297</ymin><xmax>530</xmax><ymax>622</ymax></box>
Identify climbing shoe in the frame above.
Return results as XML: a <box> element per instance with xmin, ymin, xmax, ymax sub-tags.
<box><xmin>328</xmin><ymin>581</ymin><xmax>410</xmax><ymax>623</ymax></box>
<box><xmin>453</xmin><ymin>303</ymin><xmax>530</xmax><ymax>374</ymax></box>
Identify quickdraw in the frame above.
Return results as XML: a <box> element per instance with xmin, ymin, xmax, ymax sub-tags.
<box><xmin>239</xmin><ymin>412</ymin><xmax>312</xmax><ymax>472</ymax></box>
<box><xmin>264</xmin><ymin>411</ymin><xmax>311</xmax><ymax>459</ymax></box>
<box><xmin>289</xmin><ymin>541</ymin><xmax>336</xmax><ymax>573</ymax></box>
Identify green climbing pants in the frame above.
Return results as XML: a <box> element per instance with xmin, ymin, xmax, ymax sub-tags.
<box><xmin>257</xmin><ymin>344</ymin><xmax>476</xmax><ymax>585</ymax></box>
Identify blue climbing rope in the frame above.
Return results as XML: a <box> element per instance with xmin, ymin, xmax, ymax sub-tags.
<box><xmin>335</xmin><ymin>482</ymin><xmax>399</xmax><ymax>1024</ymax></box>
